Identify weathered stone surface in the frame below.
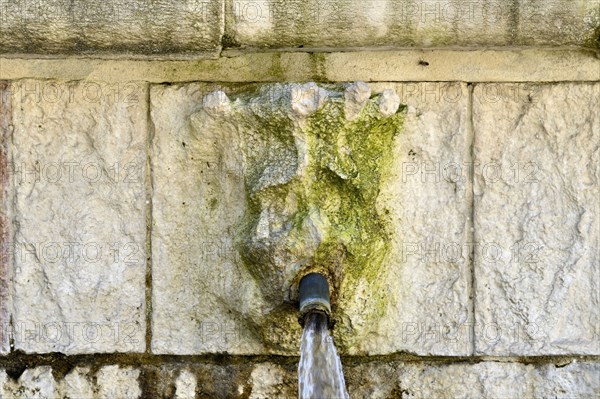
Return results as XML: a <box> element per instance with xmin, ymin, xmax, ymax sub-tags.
<box><xmin>248</xmin><ymin>363</ymin><xmax>291</xmax><ymax>399</ymax></box>
<box><xmin>150</xmin><ymin>83</ymin><xmax>265</xmax><ymax>355</ymax></box>
<box><xmin>1</xmin><ymin>366</ymin><xmax>56</xmax><ymax>398</ymax></box>
<box><xmin>0</xmin><ymin>0</ymin><xmax>598</xmax><ymax>57</ymax></box>
<box><xmin>141</xmin><ymin>362</ymin><xmax>281</xmax><ymax>398</ymax></box>
<box><xmin>0</xmin><ymin>365</ymin><xmax>141</xmax><ymax>398</ymax></box>
<box><xmin>321</xmin><ymin>49</ymin><xmax>600</xmax><ymax>83</ymax></box>
<box><xmin>1</xmin><ymin>361</ymin><xmax>598</xmax><ymax>398</ymax></box>
<box><xmin>151</xmin><ymin>82</ymin><xmax>406</xmax><ymax>355</ymax></box>
<box><xmin>0</xmin><ymin>82</ymin><xmax>10</xmax><ymax>355</ymax></box>
<box><xmin>347</xmin><ymin>361</ymin><xmax>600</xmax><ymax>398</ymax></box>
<box><xmin>0</xmin><ymin>0</ymin><xmax>224</xmax><ymax>57</ymax></box>
<box><xmin>473</xmin><ymin>83</ymin><xmax>600</xmax><ymax>355</ymax></box>
<box><xmin>60</xmin><ymin>367</ymin><xmax>95</xmax><ymax>398</ymax></box>
<box><xmin>96</xmin><ymin>365</ymin><xmax>141</xmax><ymax>399</ymax></box>
<box><xmin>227</xmin><ymin>0</ymin><xmax>600</xmax><ymax>49</ymax></box>
<box><xmin>2</xmin><ymin>49</ymin><xmax>599</xmax><ymax>84</ymax></box>
<box><xmin>174</xmin><ymin>369</ymin><xmax>197</xmax><ymax>399</ymax></box>
<box><xmin>243</xmin><ymin>361</ymin><xmax>600</xmax><ymax>399</ymax></box>
<box><xmin>344</xmin><ymin>82</ymin><xmax>371</xmax><ymax>121</ymax></box>
<box><xmin>10</xmin><ymin>80</ymin><xmax>148</xmax><ymax>353</ymax></box>
<box><xmin>151</xmin><ymin>82</ymin><xmax>470</xmax><ymax>356</ymax></box>
<box><xmin>532</xmin><ymin>362</ymin><xmax>600</xmax><ymax>398</ymax></box>
<box><xmin>398</xmin><ymin>362</ymin><xmax>531</xmax><ymax>398</ymax></box>
<box><xmin>358</xmin><ymin>82</ymin><xmax>472</xmax><ymax>356</ymax></box>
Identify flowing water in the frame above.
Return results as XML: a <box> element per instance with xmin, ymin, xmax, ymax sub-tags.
<box><xmin>298</xmin><ymin>312</ymin><xmax>349</xmax><ymax>399</ymax></box>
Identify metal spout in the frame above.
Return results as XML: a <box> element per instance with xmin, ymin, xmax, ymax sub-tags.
<box><xmin>298</xmin><ymin>273</ymin><xmax>331</xmax><ymax>327</ymax></box>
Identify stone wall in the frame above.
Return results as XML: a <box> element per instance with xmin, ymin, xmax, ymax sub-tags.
<box><xmin>0</xmin><ymin>1</ymin><xmax>599</xmax><ymax>396</ymax></box>
<box><xmin>0</xmin><ymin>358</ymin><xmax>598</xmax><ymax>398</ymax></box>
<box><xmin>0</xmin><ymin>0</ymin><xmax>599</xmax><ymax>56</ymax></box>
<box><xmin>0</xmin><ymin>51</ymin><xmax>597</xmax><ymax>396</ymax></box>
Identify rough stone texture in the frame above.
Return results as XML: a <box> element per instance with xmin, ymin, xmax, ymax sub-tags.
<box><xmin>151</xmin><ymin>82</ymin><xmax>470</xmax><ymax>356</ymax></box>
<box><xmin>361</xmin><ymin>82</ymin><xmax>472</xmax><ymax>356</ymax></box>
<box><xmin>1</xmin><ymin>366</ymin><xmax>56</xmax><ymax>398</ymax></box>
<box><xmin>248</xmin><ymin>363</ymin><xmax>290</xmax><ymax>399</ymax></box>
<box><xmin>174</xmin><ymin>369</ymin><xmax>197</xmax><ymax>399</ymax></box>
<box><xmin>532</xmin><ymin>361</ymin><xmax>600</xmax><ymax>398</ymax></box>
<box><xmin>60</xmin><ymin>367</ymin><xmax>95</xmax><ymax>398</ymax></box>
<box><xmin>227</xmin><ymin>0</ymin><xmax>600</xmax><ymax>50</ymax></box>
<box><xmin>96</xmin><ymin>365</ymin><xmax>141</xmax><ymax>399</ymax></box>
<box><xmin>0</xmin><ymin>57</ymin><xmax>598</xmax><ymax>399</ymax></box>
<box><xmin>0</xmin><ymin>0</ymin><xmax>224</xmax><ymax>57</ymax></box>
<box><xmin>139</xmin><ymin>362</ymin><xmax>278</xmax><ymax>398</ymax></box>
<box><xmin>346</xmin><ymin>361</ymin><xmax>600</xmax><ymax>398</ymax></box>
<box><xmin>473</xmin><ymin>83</ymin><xmax>600</xmax><ymax>355</ymax></box>
<box><xmin>322</xmin><ymin>49</ymin><xmax>600</xmax><ymax>83</ymax></box>
<box><xmin>0</xmin><ymin>82</ymin><xmax>10</xmax><ymax>355</ymax></box>
<box><xmin>0</xmin><ymin>0</ymin><xmax>598</xmax><ymax>57</ymax></box>
<box><xmin>150</xmin><ymin>83</ymin><xmax>265</xmax><ymax>355</ymax></box>
<box><xmin>10</xmin><ymin>80</ymin><xmax>148</xmax><ymax>353</ymax></box>
<box><xmin>0</xmin><ymin>365</ymin><xmax>141</xmax><ymax>398</ymax></box>
<box><xmin>1</xmin><ymin>361</ymin><xmax>598</xmax><ymax>398</ymax></box>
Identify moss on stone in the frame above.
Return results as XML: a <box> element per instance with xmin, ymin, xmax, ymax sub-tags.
<box><xmin>309</xmin><ymin>53</ymin><xmax>327</xmax><ymax>82</ymax></box>
<box><xmin>303</xmin><ymin>98</ymin><xmax>404</xmax><ymax>284</ymax></box>
<box><xmin>232</xmin><ymin>85</ymin><xmax>405</xmax><ymax>349</ymax></box>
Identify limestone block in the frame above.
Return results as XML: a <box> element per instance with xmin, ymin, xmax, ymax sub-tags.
<box><xmin>249</xmin><ymin>363</ymin><xmax>291</xmax><ymax>399</ymax></box>
<box><xmin>96</xmin><ymin>365</ymin><xmax>141</xmax><ymax>399</ymax></box>
<box><xmin>175</xmin><ymin>369</ymin><xmax>197</xmax><ymax>399</ymax></box>
<box><xmin>60</xmin><ymin>367</ymin><xmax>95</xmax><ymax>399</ymax></box>
<box><xmin>361</xmin><ymin>82</ymin><xmax>472</xmax><ymax>356</ymax></box>
<box><xmin>0</xmin><ymin>0</ymin><xmax>224</xmax><ymax>56</ymax></box>
<box><xmin>150</xmin><ymin>83</ymin><xmax>265</xmax><ymax>355</ymax></box>
<box><xmin>1</xmin><ymin>366</ymin><xmax>57</xmax><ymax>399</ymax></box>
<box><xmin>532</xmin><ymin>362</ymin><xmax>600</xmax><ymax>398</ymax></box>
<box><xmin>401</xmin><ymin>362</ymin><xmax>531</xmax><ymax>399</ymax></box>
<box><xmin>10</xmin><ymin>80</ymin><xmax>148</xmax><ymax>353</ymax></box>
<box><xmin>345</xmin><ymin>361</ymin><xmax>600</xmax><ymax>399</ymax></box>
<box><xmin>151</xmin><ymin>82</ymin><xmax>471</xmax><ymax>355</ymax></box>
<box><xmin>473</xmin><ymin>83</ymin><xmax>600</xmax><ymax>355</ymax></box>
<box><xmin>415</xmin><ymin>361</ymin><xmax>600</xmax><ymax>399</ymax></box>
<box><xmin>0</xmin><ymin>82</ymin><xmax>10</xmax><ymax>354</ymax></box>
<box><xmin>0</xmin><ymin>365</ymin><xmax>141</xmax><ymax>398</ymax></box>
<box><xmin>227</xmin><ymin>0</ymin><xmax>600</xmax><ymax>49</ymax></box>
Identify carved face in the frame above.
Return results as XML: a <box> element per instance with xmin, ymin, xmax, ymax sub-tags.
<box><xmin>232</xmin><ymin>83</ymin><xmax>404</xmax><ymax>305</ymax></box>
<box><xmin>191</xmin><ymin>83</ymin><xmax>404</xmax><ymax>343</ymax></box>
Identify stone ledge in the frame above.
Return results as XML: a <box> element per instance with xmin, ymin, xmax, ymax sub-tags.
<box><xmin>0</xmin><ymin>48</ymin><xmax>598</xmax><ymax>83</ymax></box>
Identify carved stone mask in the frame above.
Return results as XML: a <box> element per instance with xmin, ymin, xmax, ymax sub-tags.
<box><xmin>191</xmin><ymin>82</ymin><xmax>404</xmax><ymax>348</ymax></box>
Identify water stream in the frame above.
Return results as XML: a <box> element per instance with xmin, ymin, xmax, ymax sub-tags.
<box><xmin>298</xmin><ymin>312</ymin><xmax>349</xmax><ymax>399</ymax></box>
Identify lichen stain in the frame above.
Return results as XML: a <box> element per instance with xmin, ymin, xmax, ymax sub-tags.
<box><xmin>229</xmin><ymin>85</ymin><xmax>405</xmax><ymax>350</ymax></box>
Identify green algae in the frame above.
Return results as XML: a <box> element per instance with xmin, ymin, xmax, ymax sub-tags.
<box><xmin>303</xmin><ymin>98</ymin><xmax>404</xmax><ymax>283</ymax></box>
<box><xmin>232</xmin><ymin>85</ymin><xmax>405</xmax><ymax>350</ymax></box>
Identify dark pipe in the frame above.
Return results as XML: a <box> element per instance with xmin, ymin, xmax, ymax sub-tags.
<box><xmin>298</xmin><ymin>273</ymin><xmax>331</xmax><ymax>327</ymax></box>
